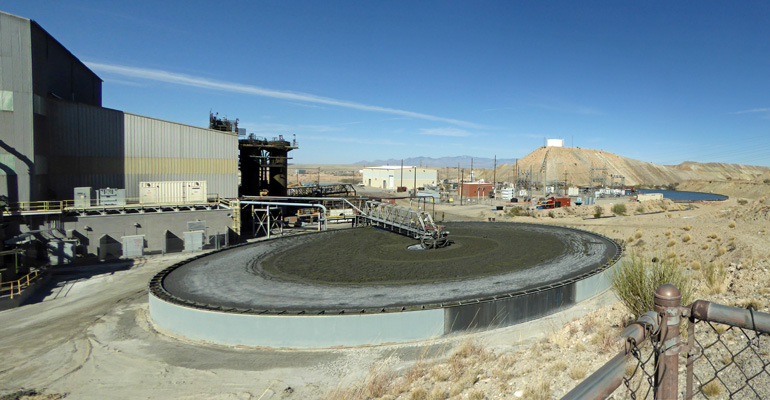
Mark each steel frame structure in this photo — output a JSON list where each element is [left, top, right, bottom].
[[360, 200, 450, 249]]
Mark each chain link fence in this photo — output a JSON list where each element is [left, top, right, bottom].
[[562, 285, 770, 400]]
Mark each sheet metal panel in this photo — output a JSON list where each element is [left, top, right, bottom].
[[0, 13, 34, 201], [444, 285, 577, 333], [124, 113, 237, 198], [44, 100, 124, 199]]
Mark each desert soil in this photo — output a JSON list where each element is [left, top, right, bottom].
[[1, 193, 768, 400]]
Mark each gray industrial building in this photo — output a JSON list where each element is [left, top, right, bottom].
[[0, 11, 237, 203], [0, 11, 239, 269]]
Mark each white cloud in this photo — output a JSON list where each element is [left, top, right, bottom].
[[417, 127, 474, 137], [731, 108, 770, 114], [87, 62, 484, 129]]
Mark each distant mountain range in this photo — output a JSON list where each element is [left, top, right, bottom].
[[354, 156, 519, 169]]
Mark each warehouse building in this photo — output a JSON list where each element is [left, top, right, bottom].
[[362, 166, 438, 191], [0, 11, 237, 203]]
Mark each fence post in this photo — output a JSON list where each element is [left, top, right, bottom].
[[654, 284, 682, 399]]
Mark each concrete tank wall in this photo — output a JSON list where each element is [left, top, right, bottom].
[[149, 257, 619, 348], [149, 294, 445, 348]]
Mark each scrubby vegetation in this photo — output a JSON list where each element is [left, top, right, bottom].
[[610, 251, 694, 318], [611, 203, 626, 216]]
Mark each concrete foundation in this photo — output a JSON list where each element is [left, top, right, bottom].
[[16, 209, 234, 259]]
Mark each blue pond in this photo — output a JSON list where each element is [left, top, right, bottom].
[[638, 189, 728, 202]]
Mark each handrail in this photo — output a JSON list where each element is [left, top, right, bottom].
[[691, 299, 770, 335], [561, 311, 659, 400], [0, 270, 41, 299], [2, 196, 233, 215]]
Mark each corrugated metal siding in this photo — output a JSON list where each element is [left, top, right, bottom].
[[44, 99, 124, 199], [0, 12, 34, 202], [43, 102, 237, 200], [124, 113, 237, 199]]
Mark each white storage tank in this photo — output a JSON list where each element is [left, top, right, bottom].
[[636, 193, 664, 202], [567, 187, 580, 196]]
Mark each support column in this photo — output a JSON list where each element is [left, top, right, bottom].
[[654, 284, 682, 399]]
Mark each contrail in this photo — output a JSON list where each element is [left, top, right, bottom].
[[87, 62, 484, 129]]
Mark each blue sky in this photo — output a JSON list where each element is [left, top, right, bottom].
[[6, 1, 770, 166]]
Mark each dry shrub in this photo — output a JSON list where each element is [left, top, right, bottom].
[[702, 262, 727, 294], [691, 260, 702, 271], [429, 365, 451, 382], [409, 388, 428, 400], [635, 231, 643, 239], [708, 233, 718, 239], [610, 251, 694, 318], [549, 360, 568, 373], [667, 239, 676, 247], [701, 243, 709, 250], [568, 365, 587, 380], [682, 234, 691, 243], [467, 389, 485, 400], [682, 225, 692, 231], [451, 341, 486, 360], [525, 379, 551, 400], [428, 388, 447, 400], [612, 203, 627, 216], [449, 370, 479, 396], [729, 221, 736, 228], [364, 365, 396, 398], [718, 246, 727, 256], [665, 231, 672, 237], [592, 328, 620, 353], [701, 380, 723, 397]]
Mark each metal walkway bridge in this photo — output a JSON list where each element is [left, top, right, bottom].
[[359, 200, 451, 249]]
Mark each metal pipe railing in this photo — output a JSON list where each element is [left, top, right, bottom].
[[691, 300, 770, 335], [0, 270, 40, 299], [563, 285, 770, 399], [561, 311, 660, 400]]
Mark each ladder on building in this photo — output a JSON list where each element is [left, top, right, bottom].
[[359, 201, 451, 249]]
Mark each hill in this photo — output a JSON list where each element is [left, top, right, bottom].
[[476, 147, 770, 187]]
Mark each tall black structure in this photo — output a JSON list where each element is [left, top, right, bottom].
[[209, 113, 297, 197]]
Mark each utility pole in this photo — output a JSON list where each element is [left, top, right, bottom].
[[492, 155, 497, 201], [529, 165, 533, 197], [515, 158, 519, 192], [457, 170, 465, 205], [413, 165, 417, 198], [400, 159, 404, 189], [564, 170, 569, 195]]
